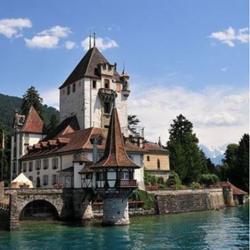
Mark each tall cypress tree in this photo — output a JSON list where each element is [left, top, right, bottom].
[[21, 86, 45, 120]]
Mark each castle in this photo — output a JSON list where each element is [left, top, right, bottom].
[[10, 39, 170, 192]]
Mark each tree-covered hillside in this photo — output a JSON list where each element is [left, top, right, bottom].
[[0, 93, 59, 134]]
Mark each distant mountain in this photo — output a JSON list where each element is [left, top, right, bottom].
[[199, 144, 228, 165], [0, 93, 59, 134]]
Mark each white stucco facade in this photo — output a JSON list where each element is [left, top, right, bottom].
[[60, 76, 129, 134], [11, 132, 44, 180]]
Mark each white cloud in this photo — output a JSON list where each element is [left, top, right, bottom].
[[65, 41, 77, 50], [221, 67, 227, 72], [40, 88, 59, 110], [0, 18, 32, 38], [25, 25, 71, 49], [81, 36, 118, 51], [129, 82, 248, 147], [25, 35, 59, 49], [210, 27, 249, 47], [38, 25, 71, 38]]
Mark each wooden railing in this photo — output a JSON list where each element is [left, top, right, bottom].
[[116, 179, 137, 188]]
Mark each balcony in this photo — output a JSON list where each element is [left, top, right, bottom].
[[116, 179, 137, 188], [98, 88, 117, 101]]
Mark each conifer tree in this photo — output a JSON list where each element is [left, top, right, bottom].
[[167, 114, 205, 184], [21, 86, 45, 120], [235, 134, 249, 191]]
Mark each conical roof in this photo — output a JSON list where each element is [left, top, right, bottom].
[[91, 108, 139, 169], [59, 47, 109, 89], [21, 106, 44, 134]]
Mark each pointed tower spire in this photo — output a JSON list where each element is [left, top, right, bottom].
[[93, 32, 96, 47], [91, 108, 138, 168]]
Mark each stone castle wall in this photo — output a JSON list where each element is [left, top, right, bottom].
[[155, 188, 225, 214]]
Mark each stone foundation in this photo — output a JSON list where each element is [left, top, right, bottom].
[[155, 188, 225, 214], [102, 198, 130, 226]]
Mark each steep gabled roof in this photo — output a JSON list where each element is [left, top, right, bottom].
[[43, 115, 80, 141], [91, 108, 139, 169], [59, 47, 109, 89], [21, 106, 44, 134]]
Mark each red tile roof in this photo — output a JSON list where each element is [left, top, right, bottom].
[[21, 117, 144, 160], [21, 106, 44, 134], [215, 182, 248, 195], [144, 142, 169, 153], [73, 154, 91, 163], [91, 108, 139, 169]]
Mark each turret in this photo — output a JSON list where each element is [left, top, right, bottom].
[[121, 69, 130, 97], [90, 108, 139, 226]]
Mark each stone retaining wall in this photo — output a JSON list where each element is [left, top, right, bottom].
[[155, 188, 225, 214]]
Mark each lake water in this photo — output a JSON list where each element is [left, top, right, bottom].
[[0, 204, 248, 250]]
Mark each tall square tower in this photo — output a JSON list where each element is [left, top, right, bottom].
[[59, 46, 130, 134]]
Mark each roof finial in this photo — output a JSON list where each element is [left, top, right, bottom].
[[158, 136, 162, 148], [93, 32, 96, 47], [123, 61, 125, 73]]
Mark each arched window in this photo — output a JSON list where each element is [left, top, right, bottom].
[[157, 159, 161, 170]]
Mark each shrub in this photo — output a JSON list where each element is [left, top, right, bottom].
[[199, 174, 219, 187], [167, 171, 182, 187], [190, 182, 202, 189]]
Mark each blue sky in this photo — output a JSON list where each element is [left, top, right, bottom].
[[0, 0, 249, 148]]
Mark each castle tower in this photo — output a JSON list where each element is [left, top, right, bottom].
[[10, 106, 45, 180], [59, 45, 130, 134], [90, 108, 139, 226]]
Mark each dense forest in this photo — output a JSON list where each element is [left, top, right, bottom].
[[0, 93, 59, 134], [0, 90, 59, 183]]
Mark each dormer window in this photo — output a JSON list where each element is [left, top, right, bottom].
[[104, 79, 109, 89]]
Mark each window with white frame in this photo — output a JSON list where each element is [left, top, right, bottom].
[[43, 175, 49, 186], [29, 162, 33, 172], [23, 162, 27, 172], [35, 160, 41, 170], [52, 158, 58, 169], [52, 174, 58, 185], [43, 159, 49, 169]]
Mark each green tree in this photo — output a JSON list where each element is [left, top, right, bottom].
[[128, 115, 140, 134], [167, 114, 204, 184], [235, 134, 249, 191], [48, 114, 59, 132], [21, 86, 45, 120]]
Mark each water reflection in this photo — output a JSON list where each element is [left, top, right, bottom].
[[0, 204, 248, 250]]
